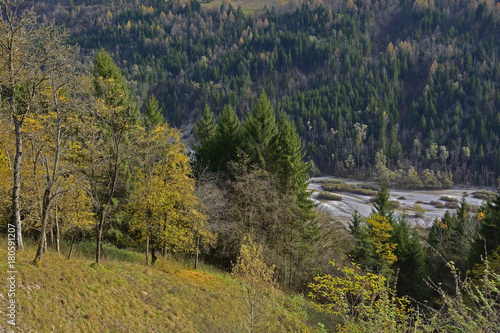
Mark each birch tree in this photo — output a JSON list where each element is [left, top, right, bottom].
[[0, 0, 61, 250]]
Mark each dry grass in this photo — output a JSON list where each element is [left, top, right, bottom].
[[0, 239, 329, 332]]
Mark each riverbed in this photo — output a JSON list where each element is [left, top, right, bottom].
[[309, 177, 495, 229]]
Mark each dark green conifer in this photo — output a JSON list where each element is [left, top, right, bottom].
[[243, 91, 278, 169], [215, 105, 241, 171], [144, 95, 163, 132], [194, 105, 218, 171]]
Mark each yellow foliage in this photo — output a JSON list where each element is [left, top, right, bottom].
[[309, 261, 422, 331], [367, 214, 397, 265], [130, 124, 213, 254]]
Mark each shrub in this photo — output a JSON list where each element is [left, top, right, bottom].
[[357, 183, 379, 191], [435, 202, 445, 208], [473, 190, 496, 201], [413, 204, 425, 218], [323, 182, 376, 196], [317, 192, 342, 201], [440, 196, 458, 203], [309, 261, 429, 332], [445, 202, 458, 209], [429, 201, 445, 208]]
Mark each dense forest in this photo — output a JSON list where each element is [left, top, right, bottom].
[[42, 0, 500, 186], [1, 0, 500, 332]]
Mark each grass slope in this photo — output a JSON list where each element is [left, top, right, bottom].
[[0, 240, 330, 332]]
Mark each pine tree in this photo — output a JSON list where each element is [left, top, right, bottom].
[[215, 105, 241, 170], [391, 216, 427, 300], [372, 183, 394, 225], [470, 190, 500, 265], [87, 49, 139, 263], [144, 95, 163, 132], [272, 110, 319, 289], [194, 105, 218, 171], [349, 211, 377, 271], [243, 91, 278, 169]]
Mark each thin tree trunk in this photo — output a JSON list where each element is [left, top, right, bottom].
[[67, 237, 75, 260], [34, 190, 51, 263], [96, 211, 105, 264], [55, 202, 60, 252], [145, 233, 150, 266], [12, 123, 24, 250], [50, 219, 54, 246], [195, 235, 200, 269], [10, 23, 24, 250]]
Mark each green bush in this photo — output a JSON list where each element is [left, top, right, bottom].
[[435, 202, 445, 208], [473, 190, 496, 201], [429, 201, 445, 208], [445, 202, 458, 209], [317, 191, 343, 201], [440, 196, 458, 203], [413, 204, 425, 218], [322, 182, 376, 196], [357, 183, 379, 191]]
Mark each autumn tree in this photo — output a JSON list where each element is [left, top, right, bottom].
[[84, 49, 139, 264], [0, 0, 62, 250], [232, 233, 277, 333], [129, 124, 212, 264], [31, 36, 90, 263]]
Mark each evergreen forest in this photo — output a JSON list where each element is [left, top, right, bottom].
[[44, 0, 500, 186], [0, 0, 500, 332]]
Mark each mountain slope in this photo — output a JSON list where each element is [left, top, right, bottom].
[[0, 241, 329, 332]]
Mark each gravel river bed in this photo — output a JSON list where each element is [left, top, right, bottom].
[[308, 177, 495, 229]]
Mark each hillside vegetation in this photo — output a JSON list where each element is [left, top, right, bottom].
[[0, 240, 330, 332], [1, 1, 500, 332], [44, 0, 500, 186]]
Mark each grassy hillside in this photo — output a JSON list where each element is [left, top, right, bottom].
[[0, 240, 331, 332]]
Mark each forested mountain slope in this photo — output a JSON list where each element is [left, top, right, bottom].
[[44, 0, 500, 185]]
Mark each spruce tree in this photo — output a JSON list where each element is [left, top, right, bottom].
[[194, 105, 218, 171], [470, 190, 500, 266], [391, 216, 427, 300], [372, 183, 394, 224], [215, 105, 241, 171], [348, 211, 377, 271], [272, 110, 319, 289], [243, 91, 278, 169], [144, 95, 164, 132]]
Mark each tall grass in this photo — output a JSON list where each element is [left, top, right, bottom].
[[0, 239, 330, 332]]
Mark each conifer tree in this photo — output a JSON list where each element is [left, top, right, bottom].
[[194, 105, 218, 171], [470, 190, 500, 265], [272, 110, 318, 289], [144, 95, 163, 132], [215, 105, 241, 171], [372, 183, 394, 225], [391, 216, 427, 300], [243, 91, 277, 169], [86, 49, 138, 263]]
